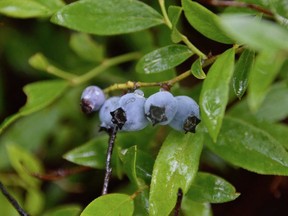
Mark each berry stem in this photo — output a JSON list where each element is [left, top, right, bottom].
[[174, 188, 183, 216], [102, 126, 118, 195], [0, 181, 29, 216]]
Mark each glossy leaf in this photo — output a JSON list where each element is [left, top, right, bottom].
[[229, 82, 288, 123], [0, 0, 50, 18], [205, 117, 288, 175], [43, 205, 82, 216], [220, 14, 288, 52], [63, 137, 108, 169], [168, 6, 183, 43], [121, 145, 154, 187], [182, 0, 233, 44], [200, 48, 235, 142], [37, 0, 65, 12], [191, 58, 206, 79], [247, 51, 285, 112], [0, 80, 69, 134], [51, 0, 164, 35], [69, 33, 104, 62], [80, 193, 134, 216], [136, 44, 193, 74], [187, 172, 240, 203], [182, 199, 212, 216], [149, 131, 204, 216], [233, 49, 254, 99], [6, 144, 43, 188]]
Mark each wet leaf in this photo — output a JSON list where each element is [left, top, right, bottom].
[[136, 44, 193, 74], [220, 14, 288, 52], [63, 137, 107, 169], [205, 117, 288, 175], [149, 131, 203, 216], [191, 58, 206, 79], [51, 0, 163, 35], [80, 193, 134, 216], [247, 51, 285, 112], [182, 0, 233, 44], [233, 49, 255, 99], [0, 80, 69, 134], [121, 145, 154, 187], [182, 199, 212, 216], [0, 0, 50, 18], [187, 172, 240, 203], [200, 48, 235, 142]]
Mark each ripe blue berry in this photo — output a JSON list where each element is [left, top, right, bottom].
[[144, 91, 177, 125], [99, 96, 120, 130], [81, 86, 105, 114], [169, 96, 201, 133], [111, 90, 148, 131]]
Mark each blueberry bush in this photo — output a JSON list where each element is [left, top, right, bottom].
[[1, 0, 288, 215]]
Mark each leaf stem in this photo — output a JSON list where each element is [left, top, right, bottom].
[[71, 52, 141, 85], [102, 126, 118, 195], [104, 46, 244, 93], [174, 188, 183, 216], [0, 181, 29, 216], [158, 0, 207, 59]]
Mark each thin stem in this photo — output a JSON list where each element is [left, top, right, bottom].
[[159, 0, 172, 28], [46, 65, 77, 80], [174, 188, 183, 216], [102, 126, 118, 195], [0, 181, 29, 216], [158, 0, 207, 59], [71, 52, 141, 85]]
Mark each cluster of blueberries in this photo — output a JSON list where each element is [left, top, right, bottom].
[[80, 86, 201, 133]]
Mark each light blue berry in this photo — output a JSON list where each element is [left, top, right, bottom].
[[81, 86, 105, 114], [99, 96, 120, 129], [111, 90, 148, 131], [169, 96, 201, 133], [144, 91, 177, 125]]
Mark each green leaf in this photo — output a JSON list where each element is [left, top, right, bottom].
[[199, 48, 235, 142], [51, 0, 164, 35], [69, 33, 104, 62], [37, 0, 65, 13], [80, 193, 134, 216], [168, 6, 183, 43], [0, 0, 50, 18], [220, 14, 288, 52], [63, 137, 108, 169], [25, 188, 44, 215], [182, 199, 212, 216], [233, 49, 255, 99], [187, 172, 240, 203], [149, 131, 203, 216], [205, 117, 288, 175], [43, 205, 82, 216], [6, 144, 43, 188], [247, 51, 285, 112], [121, 145, 154, 187], [182, 0, 233, 44], [0, 80, 69, 134], [136, 44, 193, 74], [191, 58, 206, 79]]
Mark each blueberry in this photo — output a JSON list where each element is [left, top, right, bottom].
[[111, 90, 148, 131], [169, 96, 201, 133], [99, 96, 120, 130], [144, 91, 177, 125], [81, 86, 105, 114]]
